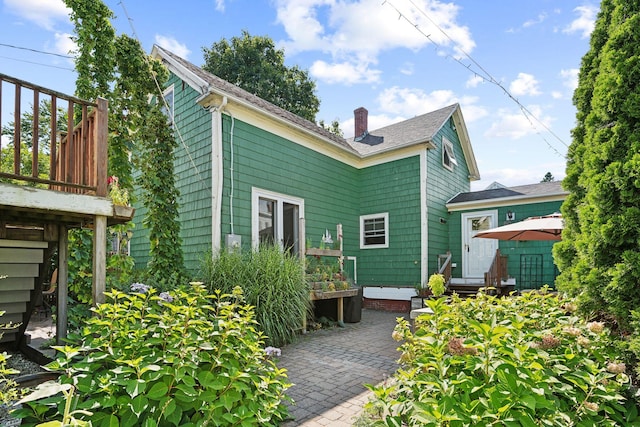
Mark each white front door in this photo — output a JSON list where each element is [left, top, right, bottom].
[[462, 211, 498, 278]]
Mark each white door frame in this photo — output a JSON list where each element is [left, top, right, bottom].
[[251, 187, 305, 253], [461, 210, 498, 278]]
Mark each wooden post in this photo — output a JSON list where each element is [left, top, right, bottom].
[[94, 98, 108, 197], [93, 215, 107, 305], [56, 225, 68, 345]]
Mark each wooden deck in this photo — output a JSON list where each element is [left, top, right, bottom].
[[0, 73, 129, 349]]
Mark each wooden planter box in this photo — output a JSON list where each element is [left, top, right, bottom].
[[113, 205, 135, 221], [305, 248, 342, 257], [310, 288, 358, 301]]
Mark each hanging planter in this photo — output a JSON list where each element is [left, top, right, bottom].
[[113, 205, 135, 220]]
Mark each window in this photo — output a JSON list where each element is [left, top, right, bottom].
[[161, 85, 174, 125], [442, 137, 458, 171], [360, 212, 389, 249]]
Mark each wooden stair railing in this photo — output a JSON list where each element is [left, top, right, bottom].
[[484, 249, 510, 295], [437, 251, 452, 286]]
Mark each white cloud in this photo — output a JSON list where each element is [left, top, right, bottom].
[[466, 75, 483, 88], [155, 35, 191, 59], [523, 13, 547, 28], [310, 60, 381, 85], [551, 91, 563, 99], [4, 0, 70, 30], [484, 105, 552, 139], [53, 32, 76, 57], [376, 86, 487, 123], [214, 0, 225, 12], [563, 5, 597, 39], [560, 68, 579, 91], [275, 0, 475, 84], [509, 72, 541, 97], [400, 62, 414, 76]]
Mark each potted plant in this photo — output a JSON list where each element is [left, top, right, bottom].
[[412, 282, 431, 309]]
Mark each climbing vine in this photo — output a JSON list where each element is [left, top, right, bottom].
[[63, 0, 186, 301]]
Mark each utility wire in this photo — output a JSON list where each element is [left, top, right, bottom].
[[0, 42, 75, 59], [383, 0, 568, 155], [118, 0, 206, 185], [0, 55, 75, 71]]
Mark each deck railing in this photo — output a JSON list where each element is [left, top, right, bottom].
[[437, 251, 452, 284], [484, 249, 508, 289], [0, 73, 108, 197]]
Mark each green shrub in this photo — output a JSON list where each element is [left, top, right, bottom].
[[1, 310, 24, 407], [364, 289, 640, 426], [200, 246, 312, 347], [15, 284, 290, 426]]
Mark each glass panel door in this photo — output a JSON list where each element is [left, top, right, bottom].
[[283, 202, 299, 255], [259, 198, 276, 245], [254, 191, 303, 256]]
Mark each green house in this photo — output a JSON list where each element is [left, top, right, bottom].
[[446, 181, 568, 292], [131, 45, 560, 310]]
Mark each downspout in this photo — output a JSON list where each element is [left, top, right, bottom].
[[228, 112, 235, 235], [420, 150, 428, 286], [209, 96, 227, 254]]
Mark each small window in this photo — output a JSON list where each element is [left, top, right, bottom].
[[442, 137, 458, 171], [161, 85, 174, 125], [360, 213, 389, 249]]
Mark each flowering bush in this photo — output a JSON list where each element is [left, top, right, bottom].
[[107, 175, 129, 206], [363, 288, 640, 426], [15, 284, 291, 426]]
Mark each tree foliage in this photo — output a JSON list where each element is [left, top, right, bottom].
[[202, 30, 320, 122], [553, 0, 640, 330], [541, 172, 555, 182], [0, 99, 64, 185], [64, 0, 186, 291]]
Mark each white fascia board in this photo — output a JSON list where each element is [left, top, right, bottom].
[[1, 183, 114, 216], [151, 46, 209, 96], [446, 192, 568, 212], [199, 92, 433, 169], [452, 109, 480, 181], [197, 91, 358, 160]]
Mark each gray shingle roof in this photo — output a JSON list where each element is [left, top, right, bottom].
[[448, 181, 567, 204], [153, 45, 358, 154], [346, 104, 459, 155]]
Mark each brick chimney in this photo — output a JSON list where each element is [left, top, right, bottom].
[[354, 107, 368, 138]]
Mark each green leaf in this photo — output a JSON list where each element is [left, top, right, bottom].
[[129, 395, 149, 417], [520, 395, 536, 411], [147, 382, 169, 400]]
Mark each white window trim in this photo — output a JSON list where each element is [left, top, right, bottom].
[[360, 212, 389, 249], [251, 187, 305, 250], [442, 136, 458, 171], [162, 84, 175, 125]]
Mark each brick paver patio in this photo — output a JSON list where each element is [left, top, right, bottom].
[[279, 309, 403, 426]]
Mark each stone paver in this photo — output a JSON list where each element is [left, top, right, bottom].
[[279, 309, 403, 426]]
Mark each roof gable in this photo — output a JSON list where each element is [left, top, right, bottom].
[[151, 44, 479, 178], [346, 104, 480, 179], [152, 45, 356, 154]]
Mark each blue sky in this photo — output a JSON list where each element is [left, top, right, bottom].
[[1, 0, 598, 190]]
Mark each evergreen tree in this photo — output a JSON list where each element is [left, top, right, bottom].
[[202, 30, 320, 122], [541, 172, 554, 182], [553, 0, 640, 329]]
